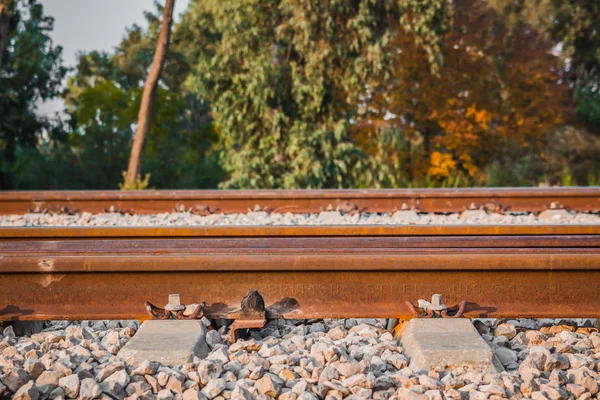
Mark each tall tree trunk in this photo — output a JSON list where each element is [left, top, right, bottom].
[[125, 0, 175, 185], [0, 0, 14, 72]]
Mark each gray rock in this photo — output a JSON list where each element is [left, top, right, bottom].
[[255, 373, 283, 397], [132, 359, 159, 375], [231, 385, 253, 400], [59, 374, 80, 398], [158, 388, 175, 400], [291, 380, 309, 395], [517, 319, 540, 330], [494, 347, 517, 366], [183, 388, 209, 400], [4, 325, 16, 338], [198, 360, 223, 385], [2, 367, 30, 392], [549, 370, 568, 386], [104, 369, 130, 388], [48, 386, 65, 399], [494, 323, 517, 339], [326, 326, 347, 341], [206, 330, 223, 350], [540, 384, 568, 400], [519, 351, 547, 372], [96, 362, 125, 382], [126, 381, 153, 397], [297, 391, 319, 400], [13, 380, 39, 400], [318, 211, 342, 223], [280, 392, 298, 400], [166, 375, 184, 394], [99, 378, 126, 398], [544, 353, 569, 371], [318, 366, 339, 384], [565, 384, 586, 398], [418, 375, 442, 390], [79, 378, 102, 400], [23, 359, 44, 381], [202, 378, 226, 399], [334, 362, 364, 377], [207, 346, 229, 364]]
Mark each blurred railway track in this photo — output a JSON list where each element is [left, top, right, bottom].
[[0, 187, 599, 214]]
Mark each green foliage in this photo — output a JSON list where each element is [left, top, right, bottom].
[[58, 4, 223, 189], [119, 172, 152, 190], [489, 0, 600, 134], [0, 0, 67, 188], [575, 82, 600, 135], [2, 0, 600, 190], [191, 0, 451, 188]]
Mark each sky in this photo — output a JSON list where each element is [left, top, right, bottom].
[[38, 0, 189, 115]]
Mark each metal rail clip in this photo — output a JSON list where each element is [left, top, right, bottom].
[[230, 290, 267, 342], [406, 294, 467, 318], [145, 294, 204, 320]]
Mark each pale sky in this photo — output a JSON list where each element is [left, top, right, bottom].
[[38, 0, 189, 115]]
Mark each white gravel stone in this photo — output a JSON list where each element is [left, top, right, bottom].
[[202, 378, 226, 399], [3, 210, 599, 226], [494, 323, 517, 339], [1, 318, 600, 399]]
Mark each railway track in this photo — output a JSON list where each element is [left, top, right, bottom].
[[0, 187, 599, 214], [0, 187, 599, 324], [3, 189, 600, 400], [1, 224, 599, 322]]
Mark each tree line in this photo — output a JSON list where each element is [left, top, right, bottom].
[[1, 0, 599, 190]]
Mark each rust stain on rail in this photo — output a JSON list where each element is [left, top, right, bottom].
[[0, 271, 599, 321]]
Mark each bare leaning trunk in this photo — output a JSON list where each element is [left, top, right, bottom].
[[125, 0, 175, 185]]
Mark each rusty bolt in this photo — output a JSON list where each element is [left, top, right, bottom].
[[165, 294, 185, 311]]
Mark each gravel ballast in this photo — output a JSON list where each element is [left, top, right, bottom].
[[1, 210, 599, 227], [1, 318, 599, 399]]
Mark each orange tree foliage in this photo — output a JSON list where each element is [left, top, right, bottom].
[[354, 0, 569, 185]]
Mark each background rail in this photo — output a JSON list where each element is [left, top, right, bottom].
[[0, 187, 599, 214]]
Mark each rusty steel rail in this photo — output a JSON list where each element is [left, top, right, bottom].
[[0, 225, 599, 321], [0, 187, 599, 214]]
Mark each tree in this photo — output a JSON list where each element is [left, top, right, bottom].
[[191, 0, 451, 189], [0, 0, 67, 189], [0, 0, 14, 70], [353, 0, 568, 186], [124, 0, 175, 188], [489, 0, 600, 135], [60, 2, 222, 190]]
